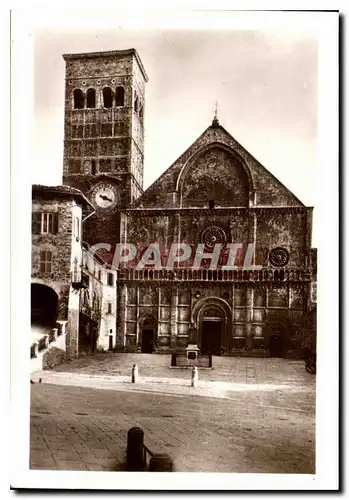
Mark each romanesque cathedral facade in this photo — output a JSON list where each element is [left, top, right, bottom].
[[62, 49, 317, 358]]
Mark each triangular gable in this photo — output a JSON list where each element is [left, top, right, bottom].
[[132, 122, 305, 209]]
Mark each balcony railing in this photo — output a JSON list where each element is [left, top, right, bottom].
[[118, 267, 312, 283], [71, 266, 90, 289]]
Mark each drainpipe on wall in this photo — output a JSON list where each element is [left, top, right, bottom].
[[82, 209, 96, 224]]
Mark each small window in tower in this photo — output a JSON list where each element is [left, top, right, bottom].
[[115, 86, 125, 106], [107, 272, 114, 287], [86, 88, 96, 108], [103, 87, 113, 108], [91, 160, 96, 175], [209, 200, 215, 209], [73, 89, 84, 109], [107, 303, 112, 314]]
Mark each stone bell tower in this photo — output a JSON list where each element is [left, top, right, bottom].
[[62, 49, 148, 253]]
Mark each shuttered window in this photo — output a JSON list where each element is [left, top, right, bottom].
[[32, 213, 58, 234], [40, 213, 58, 234], [39, 250, 52, 273]]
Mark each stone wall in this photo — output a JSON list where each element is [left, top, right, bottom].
[[32, 195, 85, 359], [121, 206, 311, 270], [116, 280, 309, 357]]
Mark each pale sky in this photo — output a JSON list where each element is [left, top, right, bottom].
[[32, 14, 318, 243]]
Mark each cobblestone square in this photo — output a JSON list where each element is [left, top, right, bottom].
[[30, 355, 315, 473]]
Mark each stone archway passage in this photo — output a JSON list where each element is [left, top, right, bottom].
[[31, 283, 58, 327]]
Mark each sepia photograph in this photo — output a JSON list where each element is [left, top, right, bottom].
[[10, 7, 339, 491]]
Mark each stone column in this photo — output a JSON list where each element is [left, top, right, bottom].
[[156, 287, 161, 351], [136, 285, 140, 351], [170, 287, 178, 349], [66, 287, 80, 359], [117, 283, 128, 350], [245, 286, 254, 350]]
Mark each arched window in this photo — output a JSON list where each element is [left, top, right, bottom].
[[103, 87, 113, 108], [73, 89, 84, 109], [115, 86, 125, 106], [134, 95, 139, 113], [86, 88, 96, 108]]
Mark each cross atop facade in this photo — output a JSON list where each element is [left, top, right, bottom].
[[212, 100, 220, 127]]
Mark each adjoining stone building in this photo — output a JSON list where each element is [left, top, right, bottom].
[[31, 185, 117, 360], [60, 49, 317, 358]]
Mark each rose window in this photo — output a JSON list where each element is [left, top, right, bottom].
[[269, 247, 290, 267], [201, 226, 226, 248]]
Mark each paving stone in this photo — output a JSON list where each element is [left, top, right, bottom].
[[92, 448, 116, 459], [53, 449, 81, 460], [76, 452, 100, 463], [55, 460, 87, 470], [31, 358, 315, 474]]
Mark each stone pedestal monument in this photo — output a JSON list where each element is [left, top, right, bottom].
[[186, 323, 200, 361]]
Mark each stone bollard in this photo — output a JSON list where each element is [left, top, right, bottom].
[[131, 364, 138, 383], [208, 354, 212, 368], [52, 328, 58, 341], [126, 427, 145, 471], [149, 453, 174, 472], [191, 366, 198, 387]]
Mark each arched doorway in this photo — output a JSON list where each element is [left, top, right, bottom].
[[139, 316, 157, 354], [200, 306, 225, 355], [31, 283, 58, 327], [267, 322, 287, 357], [269, 334, 283, 357], [192, 298, 232, 355]]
